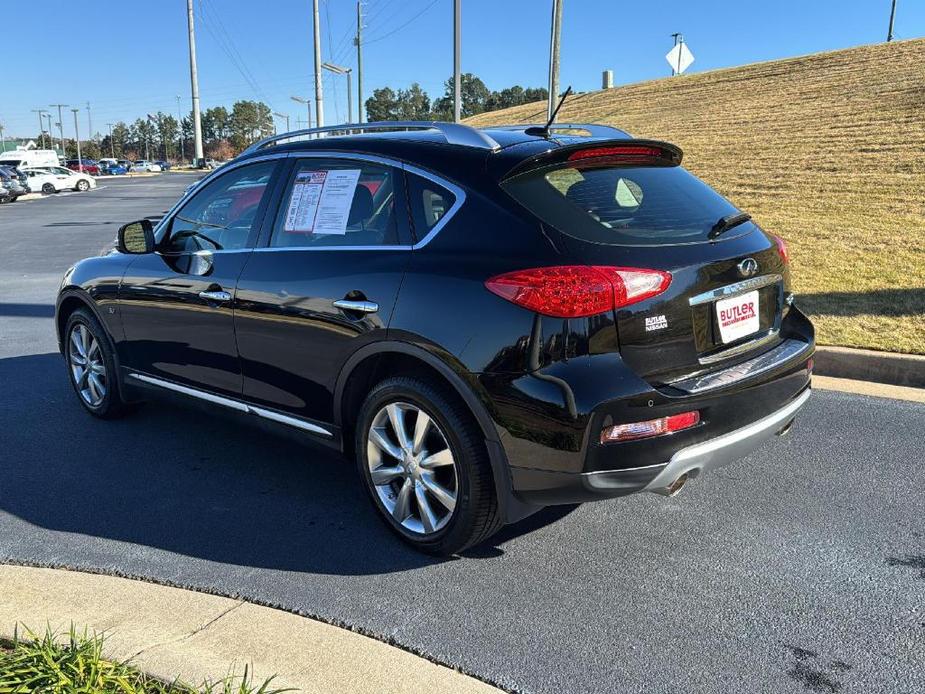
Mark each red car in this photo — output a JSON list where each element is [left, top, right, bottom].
[[66, 159, 101, 176]]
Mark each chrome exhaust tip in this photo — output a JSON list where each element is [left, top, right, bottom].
[[776, 419, 794, 437], [651, 472, 689, 497]]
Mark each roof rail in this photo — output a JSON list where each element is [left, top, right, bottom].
[[489, 123, 630, 138], [242, 120, 501, 156]]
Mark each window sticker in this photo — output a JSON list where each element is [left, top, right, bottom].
[[284, 170, 327, 232], [313, 169, 362, 235]]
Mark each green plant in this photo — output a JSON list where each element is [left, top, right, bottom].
[[0, 624, 292, 694]]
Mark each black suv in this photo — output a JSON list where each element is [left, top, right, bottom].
[[56, 121, 814, 554]]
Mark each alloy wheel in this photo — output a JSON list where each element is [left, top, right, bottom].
[[366, 401, 458, 535], [68, 324, 107, 407]]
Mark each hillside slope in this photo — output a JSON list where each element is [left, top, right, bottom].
[[468, 39, 925, 353]]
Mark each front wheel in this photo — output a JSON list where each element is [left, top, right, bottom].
[[355, 376, 502, 555], [64, 308, 131, 419], [75, 179, 90, 192]]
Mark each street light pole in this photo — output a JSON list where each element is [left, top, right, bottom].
[[71, 108, 82, 172], [291, 96, 313, 134], [106, 123, 115, 158], [322, 63, 353, 125], [50, 104, 68, 155], [32, 109, 48, 148], [273, 112, 291, 132], [43, 113, 53, 148]]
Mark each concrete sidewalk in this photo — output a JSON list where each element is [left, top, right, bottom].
[[0, 565, 501, 693]]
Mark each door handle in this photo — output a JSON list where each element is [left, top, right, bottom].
[[199, 290, 232, 302], [333, 299, 379, 314]]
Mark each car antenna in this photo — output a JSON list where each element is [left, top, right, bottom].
[[525, 86, 573, 138]]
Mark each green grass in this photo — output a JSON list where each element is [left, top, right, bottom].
[[0, 625, 292, 694]]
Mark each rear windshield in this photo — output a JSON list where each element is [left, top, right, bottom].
[[502, 162, 748, 246]]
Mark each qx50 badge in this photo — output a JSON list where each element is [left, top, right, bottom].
[[737, 257, 759, 278]]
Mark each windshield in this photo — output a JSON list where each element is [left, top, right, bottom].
[[502, 162, 750, 246]]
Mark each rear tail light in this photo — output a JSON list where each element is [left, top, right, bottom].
[[485, 266, 671, 319], [600, 411, 700, 444], [773, 235, 789, 264]]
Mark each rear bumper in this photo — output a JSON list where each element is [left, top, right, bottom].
[[511, 386, 810, 504]]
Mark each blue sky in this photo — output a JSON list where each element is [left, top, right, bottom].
[[2, 0, 922, 137]]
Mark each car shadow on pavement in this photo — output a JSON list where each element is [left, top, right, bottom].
[[0, 352, 571, 575]]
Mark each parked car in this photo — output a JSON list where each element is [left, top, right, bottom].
[[66, 159, 101, 176], [116, 159, 132, 170], [0, 148, 59, 170], [54, 121, 814, 555], [0, 166, 30, 201], [99, 162, 127, 176], [153, 160, 172, 171], [131, 160, 162, 173], [23, 166, 95, 193]]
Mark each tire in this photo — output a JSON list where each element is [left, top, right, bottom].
[[64, 308, 131, 419], [355, 375, 502, 555], [42, 183, 56, 195], [76, 179, 90, 192]]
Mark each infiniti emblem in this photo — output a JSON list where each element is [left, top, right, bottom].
[[737, 258, 759, 278]]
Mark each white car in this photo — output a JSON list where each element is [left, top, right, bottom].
[[131, 160, 162, 173], [23, 166, 96, 194]]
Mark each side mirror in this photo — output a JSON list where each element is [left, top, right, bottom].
[[118, 219, 155, 254]]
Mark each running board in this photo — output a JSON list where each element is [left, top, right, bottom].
[[126, 373, 333, 438]]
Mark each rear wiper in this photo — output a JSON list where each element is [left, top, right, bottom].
[[708, 212, 752, 240]]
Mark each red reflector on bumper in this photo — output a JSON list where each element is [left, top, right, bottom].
[[600, 410, 700, 444]]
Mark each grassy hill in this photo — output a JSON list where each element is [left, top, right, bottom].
[[467, 39, 925, 354]]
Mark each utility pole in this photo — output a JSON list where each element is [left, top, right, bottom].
[[453, 0, 461, 122], [50, 104, 68, 155], [106, 123, 115, 158], [312, 0, 325, 129], [291, 96, 313, 133], [86, 102, 93, 143], [274, 112, 290, 132], [71, 108, 82, 172], [187, 0, 204, 165], [0, 123, 5, 154], [547, 0, 563, 121], [887, 0, 897, 41], [355, 1, 364, 122], [32, 109, 48, 148], [176, 95, 185, 164]]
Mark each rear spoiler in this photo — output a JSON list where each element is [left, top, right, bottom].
[[503, 139, 683, 179]]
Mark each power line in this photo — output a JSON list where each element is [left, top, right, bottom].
[[364, 0, 441, 45]]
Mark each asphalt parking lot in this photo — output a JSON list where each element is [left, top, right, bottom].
[[0, 175, 922, 694]]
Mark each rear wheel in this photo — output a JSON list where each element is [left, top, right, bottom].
[[64, 308, 130, 419], [355, 376, 502, 555], [75, 179, 90, 192], [42, 183, 56, 195]]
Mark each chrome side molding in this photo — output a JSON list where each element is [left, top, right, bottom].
[[127, 373, 332, 438]]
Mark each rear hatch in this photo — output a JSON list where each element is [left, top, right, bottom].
[[501, 140, 791, 384]]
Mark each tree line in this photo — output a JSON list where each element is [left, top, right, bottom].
[[365, 74, 548, 121], [28, 75, 546, 162]]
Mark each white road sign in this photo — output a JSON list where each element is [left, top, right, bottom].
[[665, 42, 695, 74]]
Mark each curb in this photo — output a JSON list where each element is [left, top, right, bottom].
[[814, 346, 925, 389], [0, 565, 502, 694]]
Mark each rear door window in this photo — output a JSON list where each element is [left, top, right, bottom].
[[268, 159, 405, 248], [502, 162, 747, 246]]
